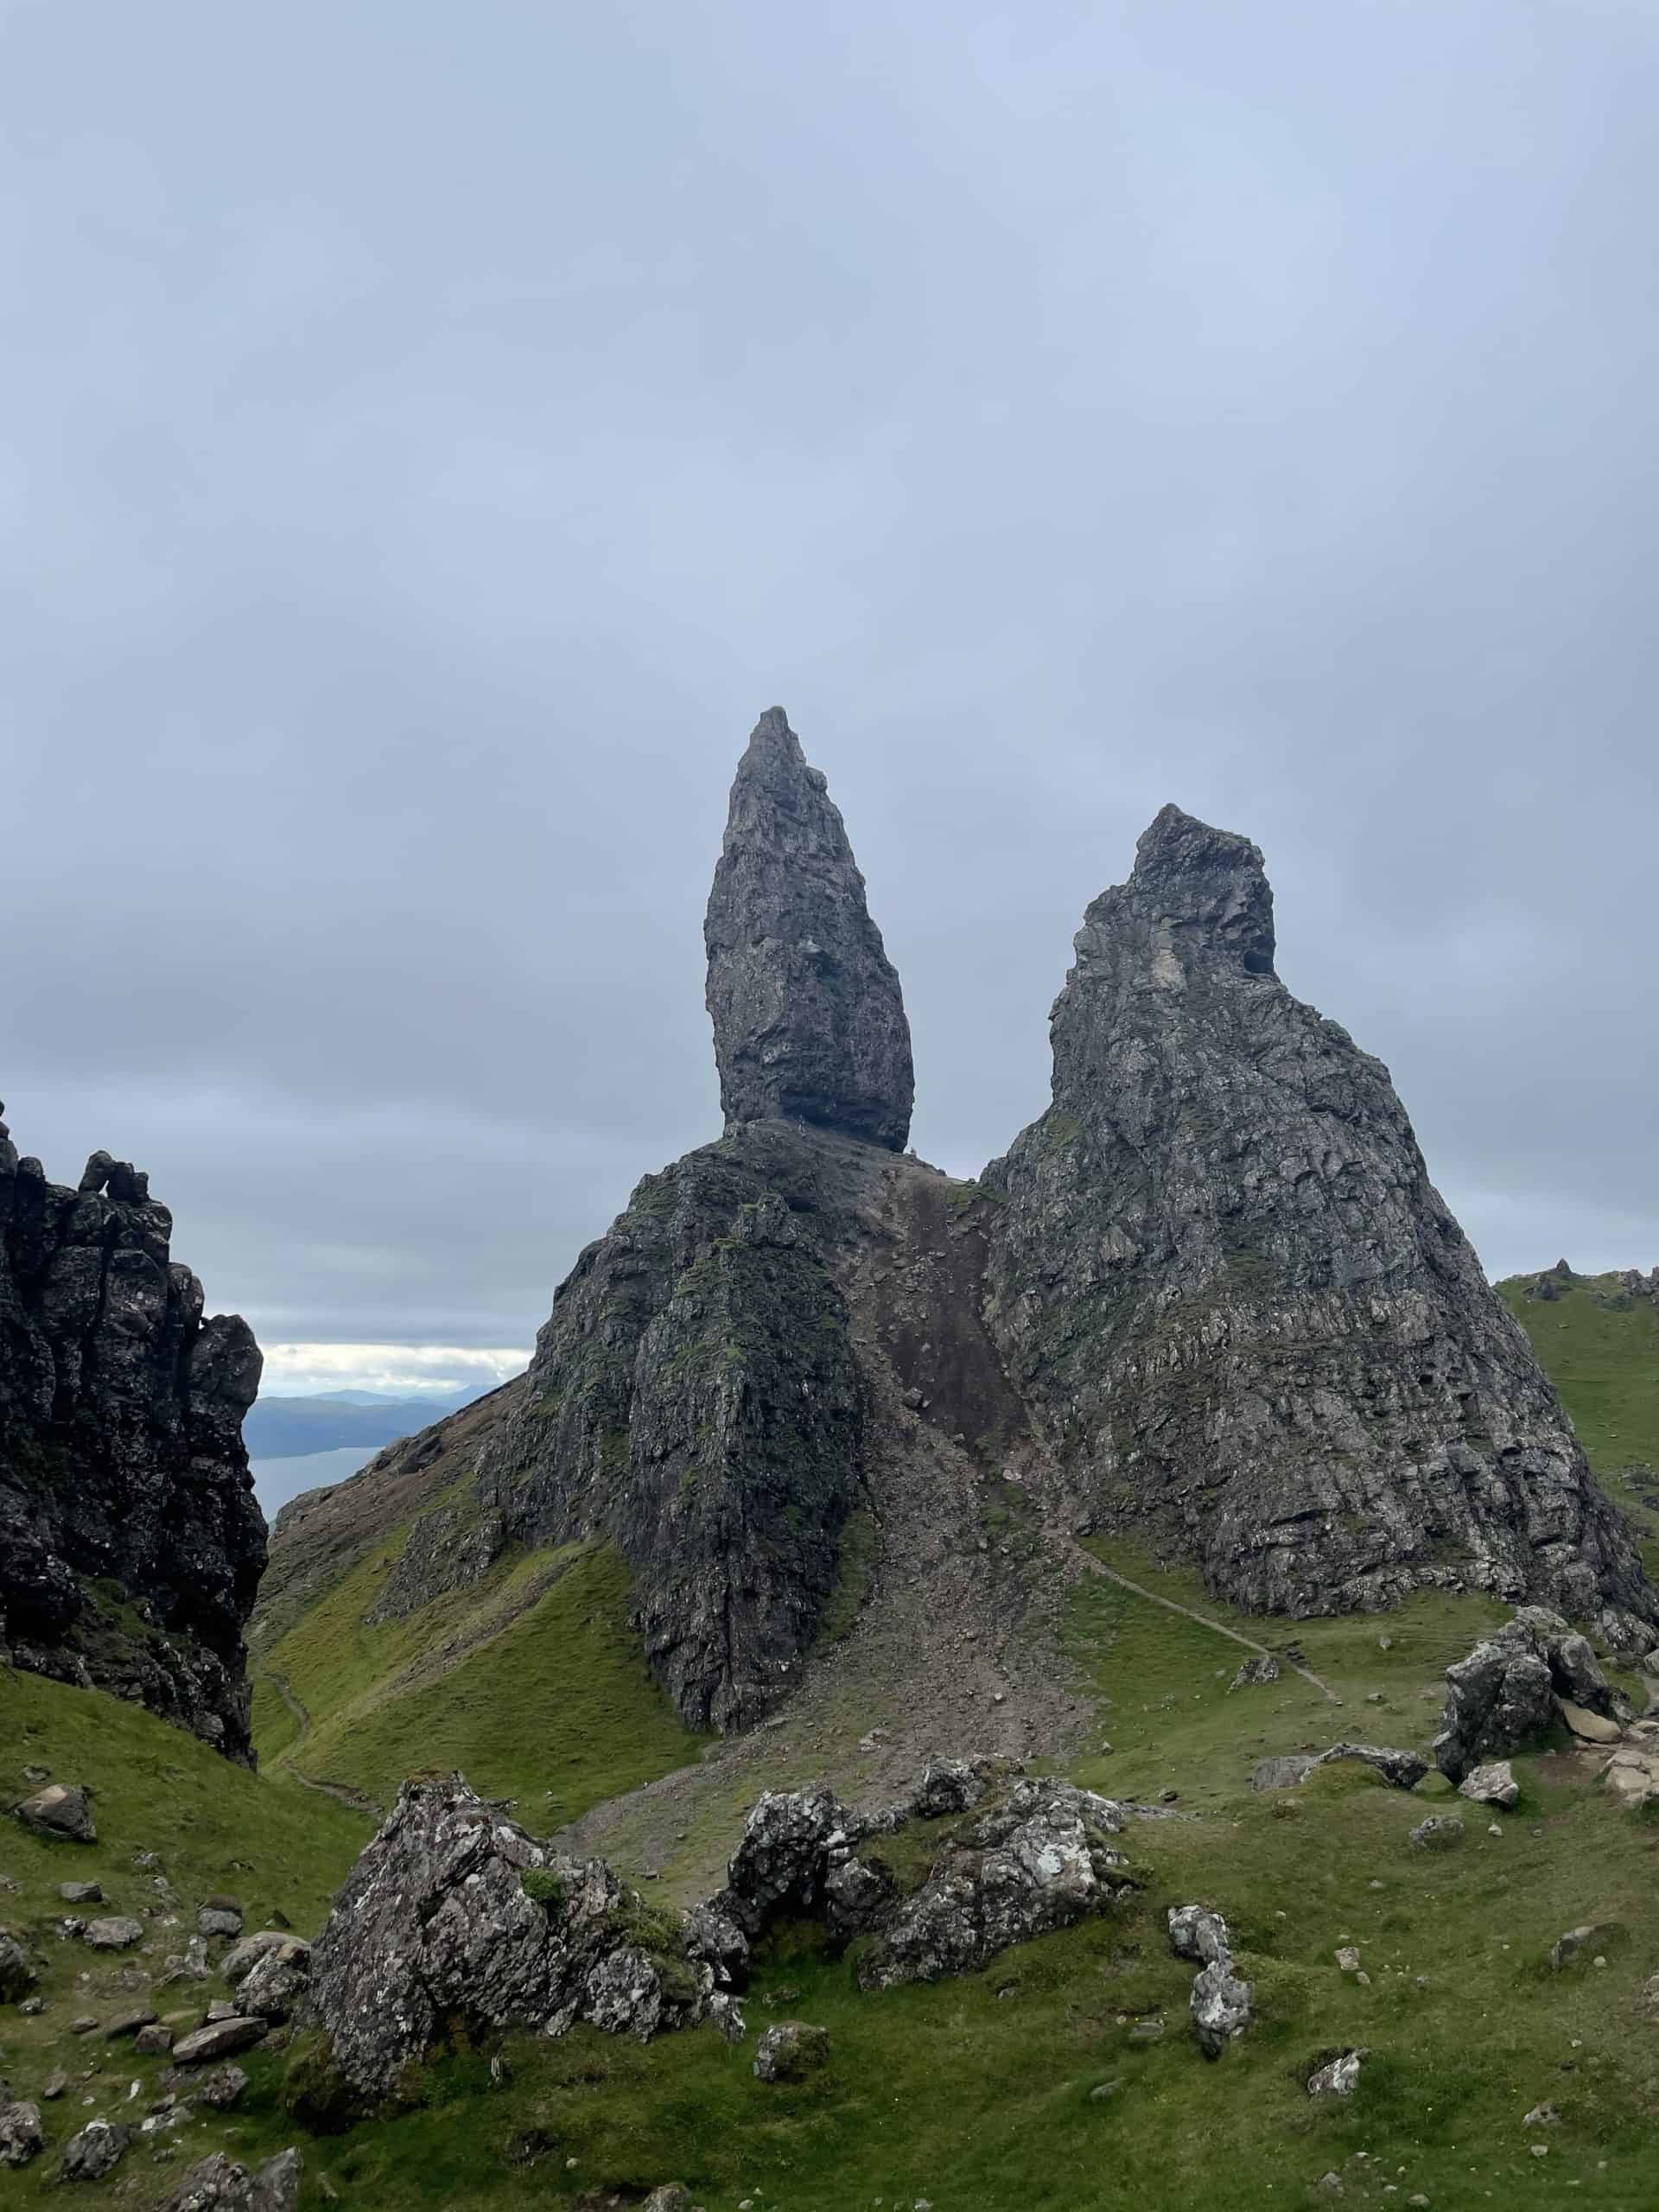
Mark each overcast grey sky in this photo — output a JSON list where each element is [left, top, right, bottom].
[[5, 0, 1656, 1394]]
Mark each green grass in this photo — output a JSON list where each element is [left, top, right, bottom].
[[1499, 1271, 1659, 1474], [254, 1539, 704, 1824], [1501, 1269, 1659, 1577]]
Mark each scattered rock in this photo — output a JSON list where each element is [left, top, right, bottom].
[[1307, 2050, 1365, 2098], [14, 1783, 96, 1844], [60, 2118, 130, 2181], [198, 1906, 244, 1941], [642, 2190, 692, 2212], [82, 1916, 145, 1950], [136, 2024, 174, 2056], [157, 2146, 304, 2212], [1558, 1699, 1622, 1745], [1251, 1754, 1319, 1793], [41, 2074, 67, 2101], [753, 2020, 830, 2083], [1318, 1744, 1428, 1790], [1599, 1747, 1659, 1812], [1167, 1905, 1230, 1965], [171, 2018, 268, 2065], [1191, 1957, 1252, 2058], [105, 2006, 159, 2037], [236, 1940, 310, 2023], [1549, 1924, 1609, 1970], [220, 1930, 294, 1985], [1408, 1815, 1465, 1853], [194, 2065, 248, 2111], [58, 1882, 103, 1905], [1457, 1761, 1519, 1808], [1335, 1947, 1362, 1974], [1523, 2102, 1560, 2128], [1230, 1655, 1280, 1690]]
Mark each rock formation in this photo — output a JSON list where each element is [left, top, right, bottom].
[[0, 1104, 264, 1759], [982, 805, 1657, 1649], [705, 707, 913, 1151]]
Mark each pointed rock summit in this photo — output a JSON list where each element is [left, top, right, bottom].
[[983, 804, 1656, 1648], [705, 708, 914, 1152]]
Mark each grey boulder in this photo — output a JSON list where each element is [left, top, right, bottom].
[[1435, 1609, 1624, 1783], [171, 2018, 269, 2064], [1191, 1958, 1253, 2059], [0, 2099, 44, 2167], [82, 1916, 145, 1950], [15, 1783, 95, 1843], [60, 2119, 130, 2181], [1458, 1760, 1520, 1808]]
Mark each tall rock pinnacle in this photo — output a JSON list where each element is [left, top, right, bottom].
[[982, 804, 1658, 1649], [705, 708, 914, 1152]]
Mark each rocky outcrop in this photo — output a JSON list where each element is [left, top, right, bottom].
[[469, 1123, 871, 1730], [0, 1107, 264, 1760], [300, 1777, 731, 2106], [1433, 1605, 1624, 1782], [704, 708, 913, 1152], [982, 806, 1657, 1649]]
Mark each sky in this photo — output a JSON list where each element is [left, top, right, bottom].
[[4, 0, 1657, 1398]]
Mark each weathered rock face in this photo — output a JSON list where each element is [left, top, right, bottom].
[[982, 806, 1657, 1649], [469, 1122, 872, 1730], [705, 709, 913, 1152], [301, 1777, 727, 2106], [0, 1108, 265, 1760]]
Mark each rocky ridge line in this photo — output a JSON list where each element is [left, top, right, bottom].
[[0, 1105, 264, 1760]]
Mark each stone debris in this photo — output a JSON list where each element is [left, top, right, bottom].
[[1457, 1760, 1520, 1808], [0, 2097, 45, 2167], [752, 2020, 830, 2083], [1308, 2050, 1365, 2097], [1167, 1901, 1250, 2057], [1408, 1815, 1465, 1853]]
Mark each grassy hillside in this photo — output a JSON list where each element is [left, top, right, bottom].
[[1499, 1268, 1659, 1576], [13, 1562, 1659, 2210], [255, 1536, 704, 1820]]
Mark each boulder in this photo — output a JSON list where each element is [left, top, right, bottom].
[[59, 2118, 130, 2181], [198, 1905, 244, 1940], [1599, 1747, 1659, 1812], [753, 2020, 830, 2083], [236, 1940, 310, 2023], [159, 2146, 304, 2212], [1408, 1815, 1465, 1853], [1558, 1699, 1622, 1745], [1308, 2050, 1364, 2097], [1167, 1905, 1230, 1966], [1317, 1744, 1428, 1790], [194, 2064, 249, 2110], [855, 1781, 1132, 1991], [1435, 1611, 1623, 1783], [0, 2099, 44, 2167], [136, 2024, 174, 2056], [1549, 1924, 1609, 1970], [910, 1757, 987, 1819], [58, 1881, 102, 1905], [105, 2006, 159, 2037], [1191, 1958, 1252, 2059], [714, 1785, 861, 1939], [172, 2018, 269, 2064], [82, 1916, 145, 1950], [302, 1775, 718, 2104], [15, 1783, 95, 1843], [642, 2189, 693, 2212], [1230, 1655, 1280, 1690], [1457, 1760, 1520, 1808], [221, 1929, 295, 1986]]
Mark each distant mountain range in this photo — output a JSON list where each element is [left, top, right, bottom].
[[243, 1390, 474, 1461]]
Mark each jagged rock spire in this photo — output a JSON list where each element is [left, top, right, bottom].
[[705, 708, 914, 1152], [983, 801, 1658, 1649]]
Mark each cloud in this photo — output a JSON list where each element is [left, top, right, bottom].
[[257, 1344, 530, 1398], [3, 0, 1656, 1349]]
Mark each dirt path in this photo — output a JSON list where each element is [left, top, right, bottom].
[[1063, 1540, 1342, 1705], [261, 1669, 382, 1818]]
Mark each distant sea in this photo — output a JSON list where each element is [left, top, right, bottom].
[[252, 1444, 380, 1516]]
